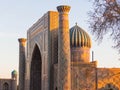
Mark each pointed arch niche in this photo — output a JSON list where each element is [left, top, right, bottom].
[[3, 82, 9, 90], [30, 44, 42, 90]]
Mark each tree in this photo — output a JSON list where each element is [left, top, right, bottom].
[[89, 0, 120, 52]]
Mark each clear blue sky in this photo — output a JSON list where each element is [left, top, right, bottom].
[[0, 0, 119, 78]]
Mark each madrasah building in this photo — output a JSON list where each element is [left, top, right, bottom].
[[0, 70, 17, 90], [17, 5, 120, 90]]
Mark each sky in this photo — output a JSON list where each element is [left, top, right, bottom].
[[0, 0, 119, 78]]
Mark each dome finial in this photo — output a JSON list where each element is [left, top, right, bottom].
[[75, 22, 77, 26]]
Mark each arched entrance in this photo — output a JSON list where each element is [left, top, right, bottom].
[[30, 45, 42, 90]]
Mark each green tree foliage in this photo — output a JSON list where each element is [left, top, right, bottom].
[[89, 0, 120, 52]]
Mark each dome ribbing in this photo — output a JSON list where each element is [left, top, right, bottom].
[[70, 24, 91, 48]]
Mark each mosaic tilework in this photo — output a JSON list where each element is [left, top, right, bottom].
[[18, 38, 26, 90], [71, 62, 97, 90], [97, 68, 120, 90], [26, 12, 49, 90], [57, 5, 71, 90]]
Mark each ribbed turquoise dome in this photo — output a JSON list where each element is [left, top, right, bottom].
[[70, 24, 91, 48], [11, 70, 17, 75]]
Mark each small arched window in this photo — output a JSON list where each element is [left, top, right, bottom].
[[109, 89, 113, 90], [55, 87, 57, 90], [3, 82, 9, 90]]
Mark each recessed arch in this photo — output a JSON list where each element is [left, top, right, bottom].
[[30, 44, 42, 90], [3, 82, 9, 90]]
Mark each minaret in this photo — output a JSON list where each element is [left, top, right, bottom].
[[18, 38, 26, 90], [57, 5, 71, 90]]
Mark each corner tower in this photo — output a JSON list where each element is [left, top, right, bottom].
[[18, 38, 26, 90], [57, 5, 71, 90]]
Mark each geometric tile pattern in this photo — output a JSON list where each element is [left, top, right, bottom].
[[71, 62, 97, 90], [57, 5, 71, 90], [18, 38, 26, 90], [97, 68, 120, 90], [26, 12, 50, 90]]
